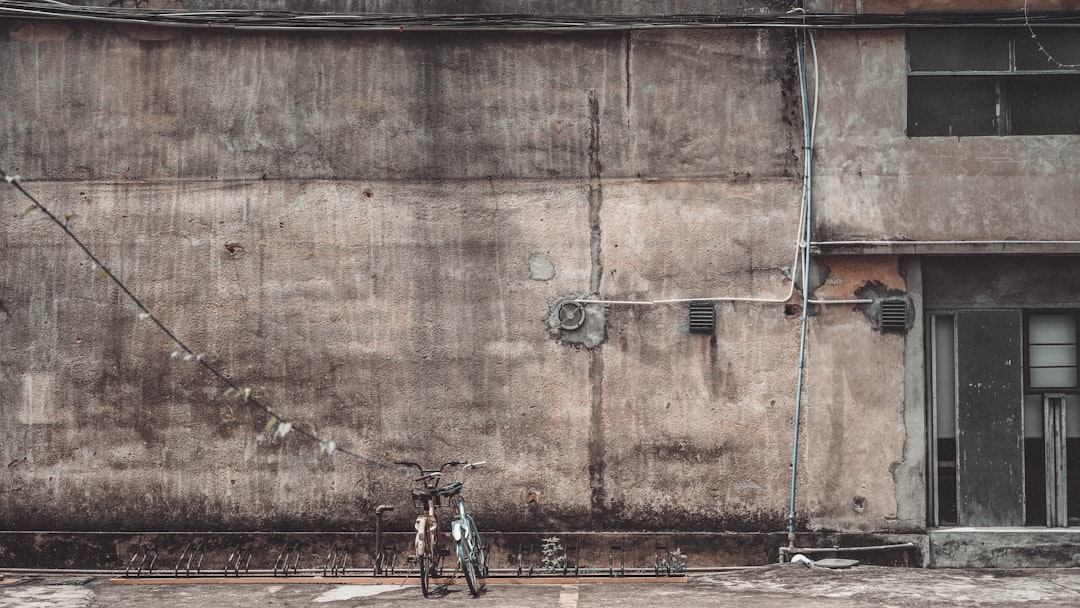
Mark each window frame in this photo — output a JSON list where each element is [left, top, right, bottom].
[[907, 27, 1080, 137], [1024, 310, 1080, 395]]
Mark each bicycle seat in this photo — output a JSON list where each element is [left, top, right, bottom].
[[438, 481, 464, 497], [412, 488, 439, 504]]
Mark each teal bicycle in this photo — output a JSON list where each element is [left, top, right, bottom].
[[396, 460, 488, 597]]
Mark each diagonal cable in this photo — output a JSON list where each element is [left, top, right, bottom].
[[2, 171, 399, 471]]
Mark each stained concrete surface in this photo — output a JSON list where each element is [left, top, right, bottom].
[[4, 566, 1080, 607]]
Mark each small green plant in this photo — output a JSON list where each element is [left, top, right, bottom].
[[669, 548, 687, 573], [539, 536, 564, 573]]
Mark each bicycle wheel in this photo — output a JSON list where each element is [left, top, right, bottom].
[[419, 554, 431, 597], [459, 541, 481, 597]]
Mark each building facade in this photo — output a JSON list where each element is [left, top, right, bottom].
[[1, 0, 1079, 568]]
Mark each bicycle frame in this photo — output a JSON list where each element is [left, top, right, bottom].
[[415, 496, 439, 560], [395, 459, 486, 597], [451, 494, 484, 570], [447, 463, 487, 593]]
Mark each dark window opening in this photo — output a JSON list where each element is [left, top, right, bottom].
[[1025, 437, 1047, 526], [1070, 438, 1080, 526], [937, 437, 958, 526], [908, 28, 1080, 136]]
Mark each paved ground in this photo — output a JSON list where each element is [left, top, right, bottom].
[[3, 565, 1080, 607]]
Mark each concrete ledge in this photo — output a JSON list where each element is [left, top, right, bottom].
[[0, 531, 787, 572], [813, 241, 1080, 256], [930, 528, 1080, 568], [0, 531, 934, 571], [107, 575, 688, 585]]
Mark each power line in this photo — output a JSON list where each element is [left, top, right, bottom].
[[1, 1, 1080, 31], [2, 170, 400, 472]]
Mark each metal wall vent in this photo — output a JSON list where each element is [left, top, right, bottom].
[[878, 297, 912, 333], [556, 301, 586, 330], [688, 302, 716, 334]]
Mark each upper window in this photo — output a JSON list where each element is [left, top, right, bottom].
[[1027, 313, 1079, 391], [907, 28, 1080, 137]]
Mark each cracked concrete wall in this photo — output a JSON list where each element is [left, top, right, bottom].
[[0, 13, 919, 539]]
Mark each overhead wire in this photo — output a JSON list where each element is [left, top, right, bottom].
[[1, 1, 1080, 31], [1025, 0, 1080, 68]]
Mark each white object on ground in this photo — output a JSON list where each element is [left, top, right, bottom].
[[313, 585, 409, 602]]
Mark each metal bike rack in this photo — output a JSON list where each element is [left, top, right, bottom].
[[322, 544, 351, 577], [375, 546, 397, 576], [125, 543, 157, 578], [435, 547, 452, 576], [224, 544, 252, 576], [274, 542, 301, 577], [373, 504, 395, 576], [174, 540, 206, 577], [654, 545, 672, 577], [609, 544, 626, 577], [563, 544, 581, 577], [516, 543, 535, 577]]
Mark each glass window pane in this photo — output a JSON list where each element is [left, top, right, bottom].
[[1067, 394, 1080, 439], [908, 76, 999, 137], [1009, 75, 1080, 135], [934, 315, 956, 438], [1031, 367, 1078, 389], [909, 29, 1011, 72], [1030, 344, 1078, 368], [1030, 315, 1077, 344], [1016, 29, 1080, 72], [1025, 394, 1045, 438]]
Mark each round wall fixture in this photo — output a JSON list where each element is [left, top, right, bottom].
[[556, 301, 585, 330]]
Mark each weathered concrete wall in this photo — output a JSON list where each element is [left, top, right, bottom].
[[2, 24, 798, 182], [0, 13, 916, 547], [801, 256, 917, 532], [809, 26, 1080, 241]]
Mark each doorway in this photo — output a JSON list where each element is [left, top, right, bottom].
[[929, 310, 1080, 527]]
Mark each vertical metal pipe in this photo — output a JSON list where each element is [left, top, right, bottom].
[[788, 14, 814, 550], [375, 505, 393, 574]]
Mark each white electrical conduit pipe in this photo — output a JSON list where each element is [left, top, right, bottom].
[[788, 20, 815, 548]]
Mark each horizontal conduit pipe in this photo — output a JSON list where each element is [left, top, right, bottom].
[[779, 542, 917, 555], [576, 297, 873, 306]]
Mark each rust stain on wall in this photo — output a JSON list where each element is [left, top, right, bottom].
[[815, 255, 906, 300]]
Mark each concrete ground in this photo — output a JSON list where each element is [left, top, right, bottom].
[[3, 565, 1080, 607]]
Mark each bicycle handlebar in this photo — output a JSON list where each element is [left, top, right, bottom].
[[394, 460, 486, 483]]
